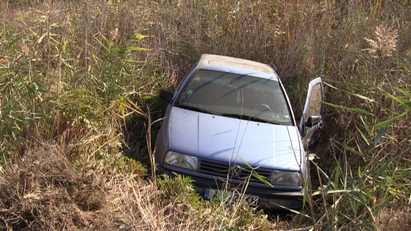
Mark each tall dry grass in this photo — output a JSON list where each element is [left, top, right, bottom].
[[0, 0, 410, 230]]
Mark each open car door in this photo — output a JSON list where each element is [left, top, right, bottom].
[[299, 77, 324, 147]]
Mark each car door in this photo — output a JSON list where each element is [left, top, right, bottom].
[[299, 77, 324, 147]]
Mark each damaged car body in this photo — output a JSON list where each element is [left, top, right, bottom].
[[155, 54, 324, 210]]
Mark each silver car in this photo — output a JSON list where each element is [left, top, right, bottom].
[[155, 54, 323, 209]]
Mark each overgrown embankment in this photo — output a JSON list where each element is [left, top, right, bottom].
[[0, 1, 410, 230]]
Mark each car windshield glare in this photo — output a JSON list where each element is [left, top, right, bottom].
[[176, 70, 292, 125]]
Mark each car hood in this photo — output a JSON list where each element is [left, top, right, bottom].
[[168, 107, 303, 171]]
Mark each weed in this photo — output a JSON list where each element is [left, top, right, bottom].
[[158, 174, 202, 208], [0, 0, 410, 230]]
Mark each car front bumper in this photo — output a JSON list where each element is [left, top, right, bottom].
[[157, 164, 304, 210]]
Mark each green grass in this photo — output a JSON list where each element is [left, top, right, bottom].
[[0, 0, 410, 230]]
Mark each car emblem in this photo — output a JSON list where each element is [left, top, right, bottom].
[[229, 165, 242, 178]]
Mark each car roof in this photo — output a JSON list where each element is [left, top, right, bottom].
[[198, 54, 279, 80]]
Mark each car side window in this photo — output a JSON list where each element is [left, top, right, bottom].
[[304, 83, 322, 124]]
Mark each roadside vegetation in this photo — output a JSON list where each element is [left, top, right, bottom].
[[0, 0, 410, 230]]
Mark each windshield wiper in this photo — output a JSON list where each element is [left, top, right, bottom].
[[176, 104, 215, 115], [220, 113, 245, 119], [221, 113, 280, 125]]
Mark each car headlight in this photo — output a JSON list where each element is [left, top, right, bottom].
[[164, 151, 198, 171], [271, 170, 302, 186]]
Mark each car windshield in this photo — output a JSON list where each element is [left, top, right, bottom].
[[176, 69, 293, 125]]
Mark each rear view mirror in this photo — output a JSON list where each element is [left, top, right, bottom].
[[305, 116, 322, 127], [160, 89, 173, 104]]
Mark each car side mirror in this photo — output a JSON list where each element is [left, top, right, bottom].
[[305, 115, 321, 127], [160, 89, 173, 104]]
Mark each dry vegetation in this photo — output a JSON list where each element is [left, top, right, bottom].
[[0, 0, 410, 230]]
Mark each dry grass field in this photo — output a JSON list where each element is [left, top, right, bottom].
[[0, 0, 410, 230]]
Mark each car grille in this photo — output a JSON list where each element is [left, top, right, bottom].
[[198, 159, 272, 184]]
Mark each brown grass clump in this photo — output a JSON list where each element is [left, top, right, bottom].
[[364, 24, 398, 58], [0, 144, 162, 230], [0, 146, 107, 230], [376, 206, 411, 231]]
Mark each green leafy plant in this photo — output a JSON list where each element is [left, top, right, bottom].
[[157, 174, 203, 209]]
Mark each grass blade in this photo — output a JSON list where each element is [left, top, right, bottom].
[[324, 101, 373, 116], [374, 111, 408, 130]]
